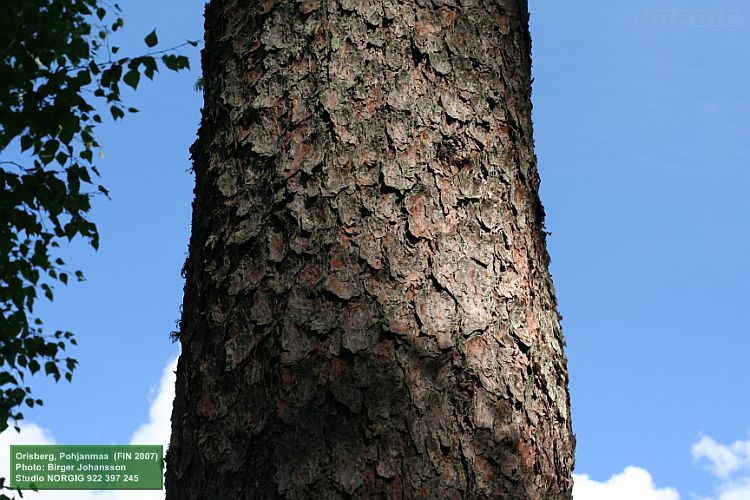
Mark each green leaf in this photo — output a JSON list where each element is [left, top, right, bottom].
[[143, 57, 158, 79], [77, 69, 92, 86], [123, 70, 140, 90], [144, 29, 158, 48], [45, 362, 60, 381], [162, 54, 190, 71], [0, 373, 18, 386], [110, 106, 125, 120], [56, 152, 69, 166]]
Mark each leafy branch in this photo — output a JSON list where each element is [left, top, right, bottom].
[[0, 0, 196, 449]]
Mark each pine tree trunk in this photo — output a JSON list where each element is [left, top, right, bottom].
[[166, 0, 574, 498]]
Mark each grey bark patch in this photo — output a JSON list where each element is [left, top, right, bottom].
[[382, 159, 417, 191], [414, 289, 457, 349], [429, 51, 452, 75], [440, 91, 471, 121], [216, 171, 237, 197]]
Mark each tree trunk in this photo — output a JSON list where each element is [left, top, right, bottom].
[[166, 0, 574, 498]]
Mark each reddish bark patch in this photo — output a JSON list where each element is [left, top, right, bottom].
[[405, 192, 434, 239], [518, 438, 536, 473], [291, 98, 310, 124], [330, 254, 345, 271], [373, 337, 395, 360], [325, 274, 358, 299], [439, 7, 458, 27], [291, 142, 312, 173], [298, 1, 319, 14], [268, 230, 287, 262], [250, 291, 274, 325], [197, 393, 215, 417], [386, 305, 414, 336], [414, 20, 439, 36], [323, 89, 338, 112], [299, 264, 323, 287], [275, 399, 288, 417], [243, 67, 263, 85]]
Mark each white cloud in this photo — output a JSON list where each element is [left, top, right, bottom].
[[573, 466, 680, 500], [0, 356, 177, 500], [693, 435, 750, 479], [128, 357, 177, 448], [714, 478, 750, 500], [0, 422, 58, 479], [693, 434, 750, 500]]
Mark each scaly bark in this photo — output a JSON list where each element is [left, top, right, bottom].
[[166, 0, 574, 498]]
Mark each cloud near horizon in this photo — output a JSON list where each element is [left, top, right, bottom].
[[693, 434, 750, 500], [573, 466, 680, 500]]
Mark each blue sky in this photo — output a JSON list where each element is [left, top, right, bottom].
[[532, 1, 750, 498], [2, 1, 749, 499]]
